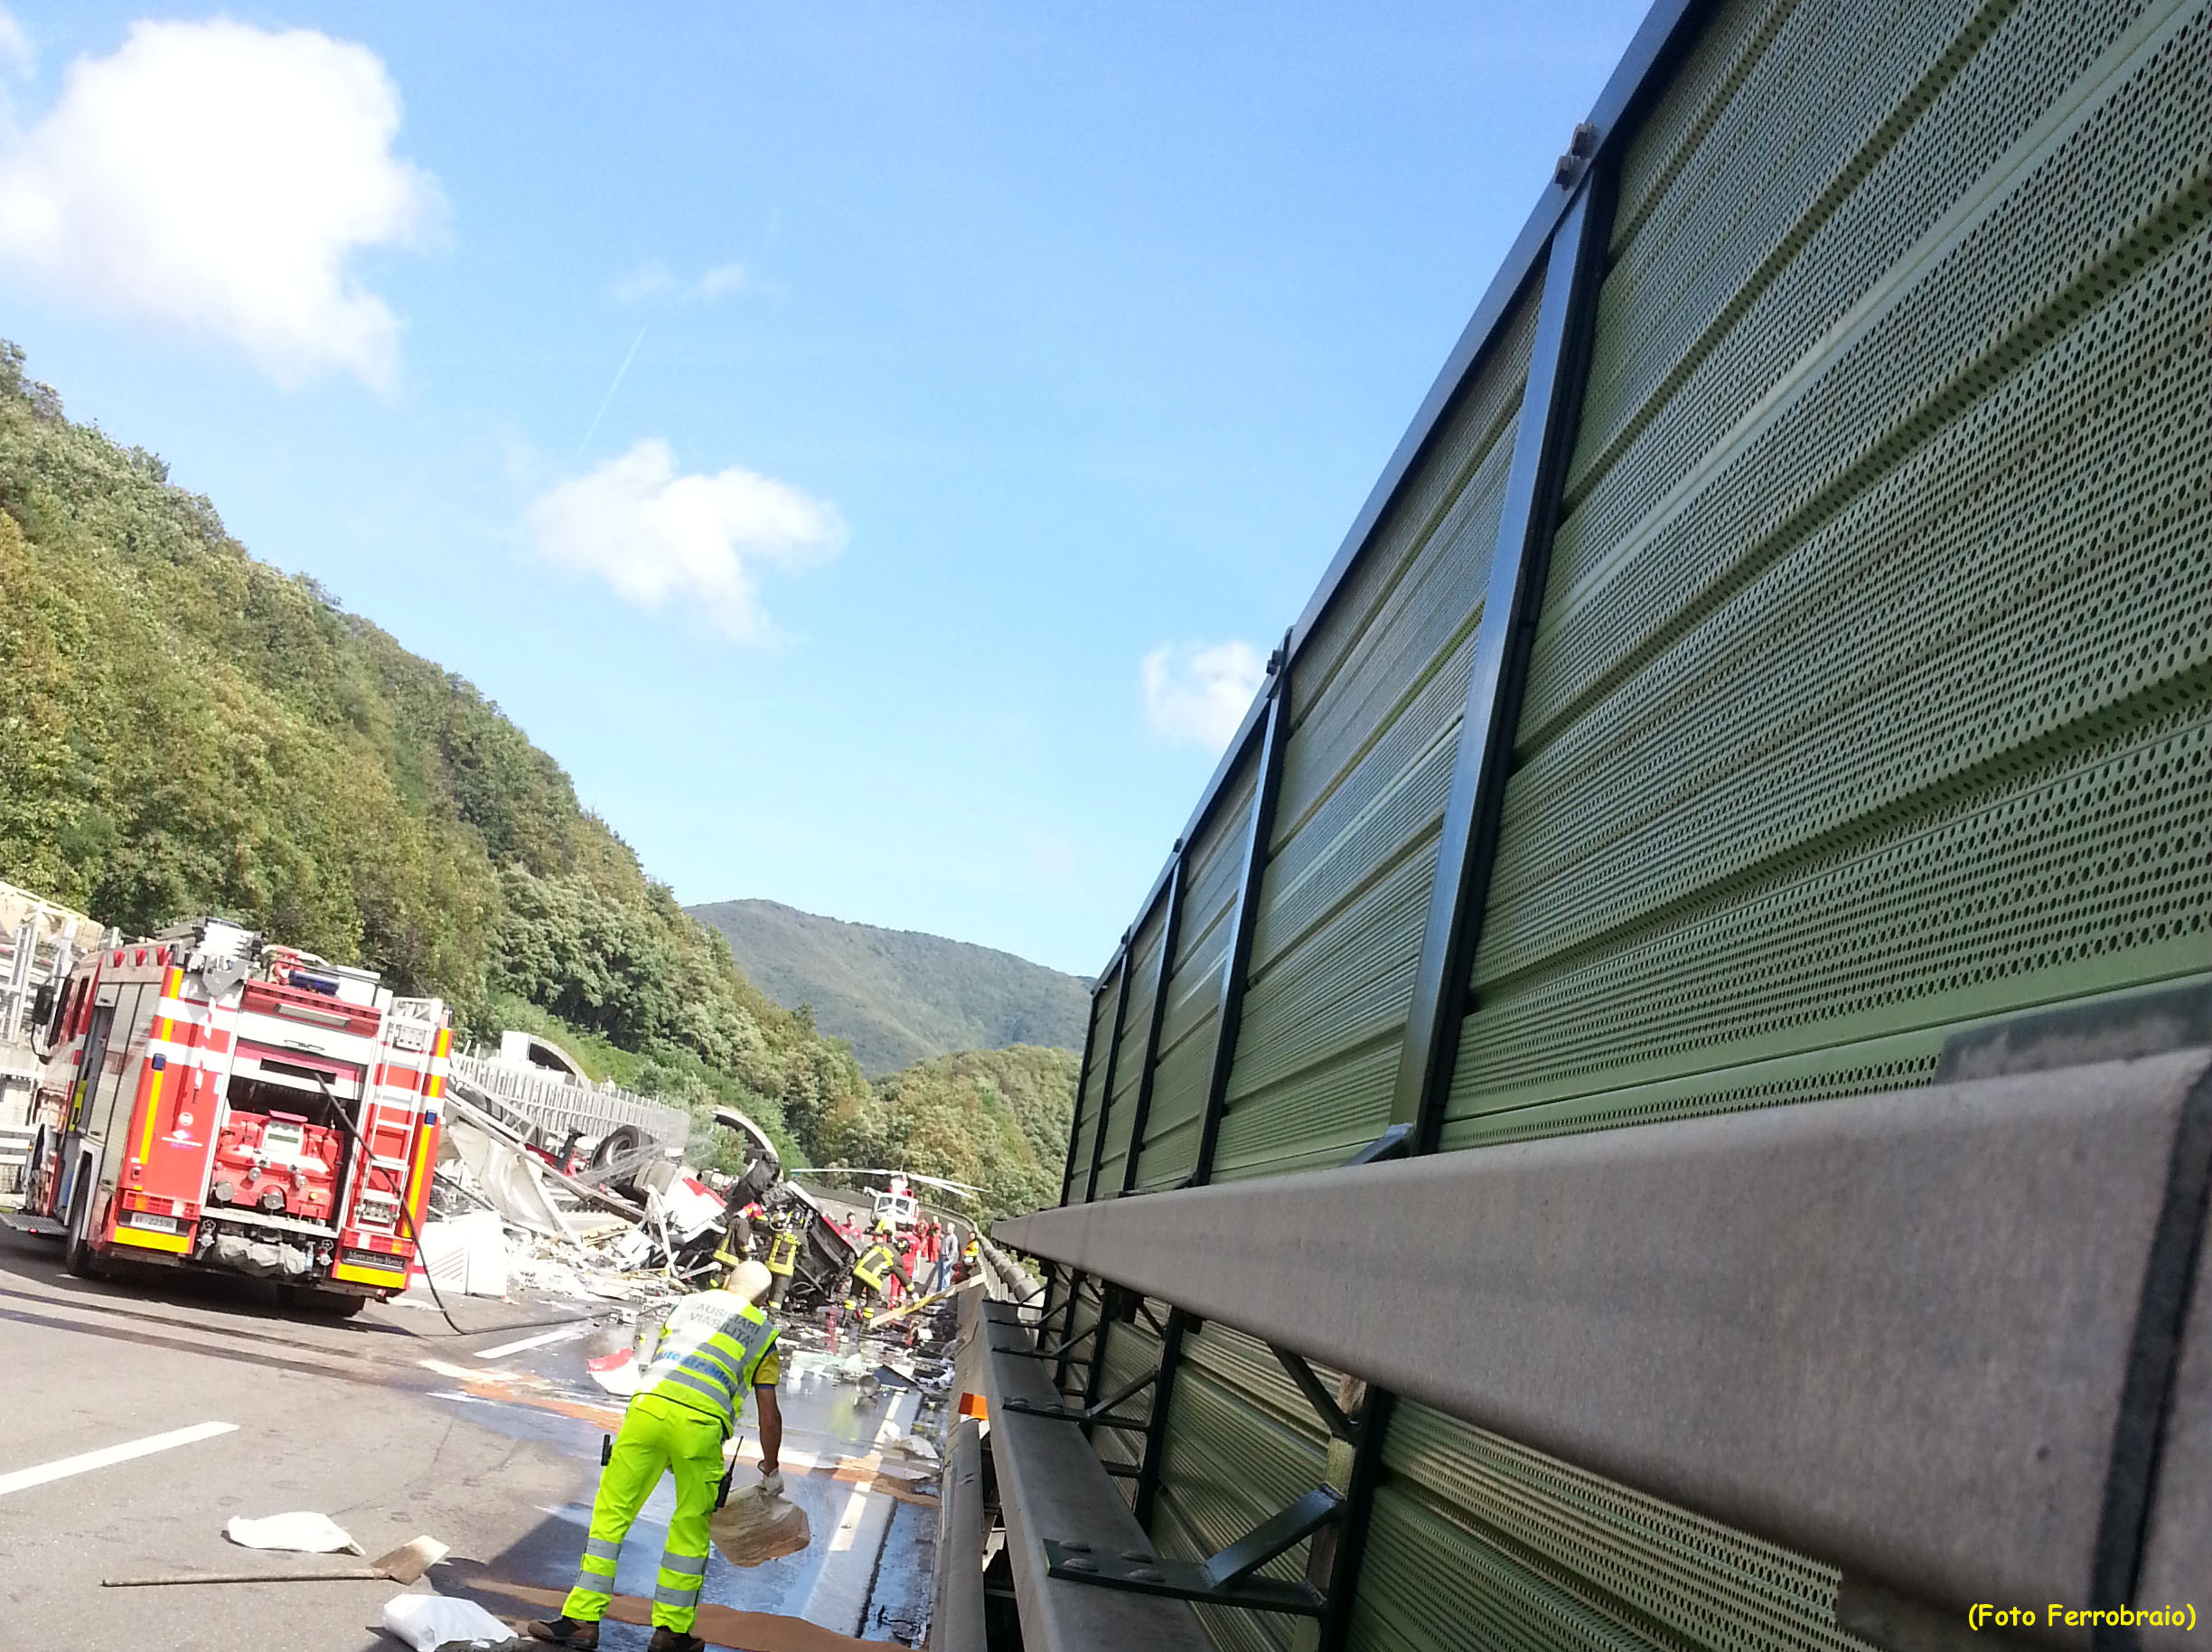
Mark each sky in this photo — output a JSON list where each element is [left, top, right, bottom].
[[0, 2, 1646, 976]]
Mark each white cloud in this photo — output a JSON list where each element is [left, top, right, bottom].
[[525, 438, 845, 643], [1141, 640, 1265, 751], [0, 9, 34, 83], [614, 258, 753, 305], [0, 19, 438, 389]]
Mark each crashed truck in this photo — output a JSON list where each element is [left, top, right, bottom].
[[13, 917, 450, 1314]]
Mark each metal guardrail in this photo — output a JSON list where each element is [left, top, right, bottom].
[[445, 1054, 689, 1155], [1001, 1031, 2212, 1650], [932, 1420, 987, 1652]]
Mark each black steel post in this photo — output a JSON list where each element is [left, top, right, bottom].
[[1045, 970, 1114, 1351], [1322, 164, 1617, 1652], [1389, 162, 1618, 1159], [1059, 965, 1114, 1208], [1057, 951, 1123, 1415], [1082, 937, 1137, 1206], [1064, 963, 1135, 1400], [1077, 1280, 1120, 1444], [1131, 1306, 1190, 1529], [1120, 646, 1289, 1549], [1192, 635, 1295, 1187], [1120, 850, 1188, 1197]]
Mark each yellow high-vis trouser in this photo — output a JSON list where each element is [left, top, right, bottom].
[[562, 1390, 722, 1633]]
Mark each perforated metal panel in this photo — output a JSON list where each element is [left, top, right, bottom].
[[1449, 0, 2212, 1146], [1354, 1403, 1877, 1652], [1042, 0, 2212, 1647], [1063, 973, 1120, 1200], [1090, 1296, 1166, 1502], [1149, 1321, 1340, 1652], [1092, 900, 1165, 1195], [1210, 286, 1541, 1182], [1134, 755, 1257, 1190]]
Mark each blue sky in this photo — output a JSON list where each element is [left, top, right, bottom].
[[0, 2, 1644, 975]]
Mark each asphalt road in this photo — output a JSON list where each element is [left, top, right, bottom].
[[0, 1225, 936, 1652]]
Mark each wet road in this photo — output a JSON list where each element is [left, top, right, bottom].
[[0, 1224, 939, 1651]]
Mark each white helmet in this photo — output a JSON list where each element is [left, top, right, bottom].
[[726, 1259, 773, 1305]]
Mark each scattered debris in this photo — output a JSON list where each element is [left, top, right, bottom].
[[417, 1210, 510, 1298], [222, 1510, 362, 1555], [380, 1590, 521, 1651]]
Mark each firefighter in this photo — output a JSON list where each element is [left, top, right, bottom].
[[763, 1213, 801, 1308], [523, 1259, 787, 1652], [845, 1220, 904, 1320]]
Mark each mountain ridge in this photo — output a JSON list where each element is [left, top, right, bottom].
[[688, 897, 1091, 1076]]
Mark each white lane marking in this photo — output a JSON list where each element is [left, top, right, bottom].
[[0, 1421, 238, 1498], [828, 1394, 914, 1554], [473, 1323, 590, 1361]]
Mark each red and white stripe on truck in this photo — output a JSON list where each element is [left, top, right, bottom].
[[329, 1017, 449, 1290], [106, 962, 240, 1255]]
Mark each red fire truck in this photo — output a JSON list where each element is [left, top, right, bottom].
[[16, 916, 449, 1315]]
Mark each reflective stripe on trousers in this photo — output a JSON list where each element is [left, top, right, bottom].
[[655, 1544, 708, 1610], [559, 1390, 723, 1633]]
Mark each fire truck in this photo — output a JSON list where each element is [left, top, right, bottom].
[[15, 916, 449, 1315]]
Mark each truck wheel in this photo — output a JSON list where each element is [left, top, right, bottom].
[[63, 1178, 103, 1280], [281, 1286, 368, 1319], [593, 1126, 644, 1199]]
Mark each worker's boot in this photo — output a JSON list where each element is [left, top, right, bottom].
[[645, 1629, 706, 1652], [520, 1616, 599, 1647]]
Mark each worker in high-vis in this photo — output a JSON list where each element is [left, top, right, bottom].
[[524, 1259, 787, 1652], [844, 1221, 904, 1321]]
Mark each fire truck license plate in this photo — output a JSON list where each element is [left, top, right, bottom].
[[127, 1212, 183, 1234]]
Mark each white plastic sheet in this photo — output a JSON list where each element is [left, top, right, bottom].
[[417, 1210, 510, 1298], [222, 1511, 362, 1554], [380, 1591, 519, 1651]]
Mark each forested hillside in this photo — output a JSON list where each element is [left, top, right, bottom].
[[821, 1046, 1080, 1218], [0, 341, 1076, 1214], [0, 341, 867, 1163], [689, 897, 1090, 1074]]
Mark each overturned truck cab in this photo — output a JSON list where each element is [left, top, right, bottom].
[[17, 917, 449, 1315]]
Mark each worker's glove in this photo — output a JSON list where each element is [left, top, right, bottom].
[[758, 1469, 784, 1500]]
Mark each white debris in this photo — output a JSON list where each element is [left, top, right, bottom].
[[891, 1433, 941, 1466], [417, 1211, 510, 1298], [441, 1117, 578, 1240], [380, 1591, 520, 1651], [222, 1511, 362, 1554]]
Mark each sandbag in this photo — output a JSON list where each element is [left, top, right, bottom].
[[380, 1591, 518, 1651], [223, 1511, 362, 1553], [709, 1483, 811, 1568]]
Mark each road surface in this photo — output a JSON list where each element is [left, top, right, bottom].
[[0, 1223, 937, 1651]]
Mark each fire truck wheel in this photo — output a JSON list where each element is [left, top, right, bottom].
[[280, 1285, 368, 1319], [62, 1177, 104, 1280]]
